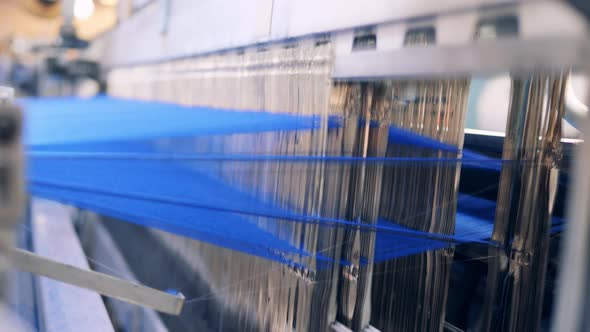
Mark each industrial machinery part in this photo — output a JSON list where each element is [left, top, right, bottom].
[[0, 87, 185, 324], [11, 0, 590, 331]]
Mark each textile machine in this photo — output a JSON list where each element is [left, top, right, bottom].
[[2, 0, 590, 331]]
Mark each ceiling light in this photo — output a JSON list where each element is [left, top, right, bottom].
[[74, 0, 95, 20]]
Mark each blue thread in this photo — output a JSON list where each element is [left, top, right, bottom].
[[24, 96, 558, 269]]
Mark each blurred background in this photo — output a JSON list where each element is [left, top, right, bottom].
[[0, 0, 119, 97]]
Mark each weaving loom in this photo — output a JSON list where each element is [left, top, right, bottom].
[[2, 1, 590, 332]]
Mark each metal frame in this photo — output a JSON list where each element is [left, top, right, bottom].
[[333, 37, 590, 80], [87, 0, 587, 69]]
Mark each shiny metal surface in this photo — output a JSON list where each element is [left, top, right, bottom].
[[483, 71, 568, 332], [552, 77, 590, 332]]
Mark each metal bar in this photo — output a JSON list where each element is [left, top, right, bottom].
[[8, 247, 185, 316], [0, 86, 28, 332], [551, 70, 590, 332], [482, 72, 567, 331], [333, 37, 590, 80]]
